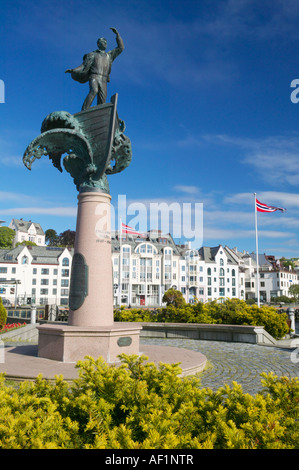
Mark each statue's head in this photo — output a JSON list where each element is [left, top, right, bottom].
[[97, 38, 107, 51]]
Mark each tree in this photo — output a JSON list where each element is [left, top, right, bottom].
[[162, 288, 186, 308], [280, 257, 295, 270], [45, 229, 58, 246], [0, 227, 15, 248], [0, 297, 7, 329], [289, 284, 299, 302], [58, 230, 76, 247]]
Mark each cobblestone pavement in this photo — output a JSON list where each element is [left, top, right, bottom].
[[140, 337, 299, 395]]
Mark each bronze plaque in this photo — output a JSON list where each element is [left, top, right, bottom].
[[117, 336, 132, 347], [69, 253, 88, 310]]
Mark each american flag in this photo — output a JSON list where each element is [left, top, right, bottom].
[[256, 199, 286, 213]]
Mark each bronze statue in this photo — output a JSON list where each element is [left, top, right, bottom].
[[23, 29, 132, 195], [65, 28, 124, 110]]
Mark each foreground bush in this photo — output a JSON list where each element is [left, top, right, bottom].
[[0, 298, 7, 330], [0, 355, 298, 449], [114, 299, 289, 339]]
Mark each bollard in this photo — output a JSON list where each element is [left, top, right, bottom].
[[287, 307, 296, 336], [31, 306, 36, 324]]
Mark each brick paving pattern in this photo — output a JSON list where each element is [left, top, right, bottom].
[[141, 337, 299, 395]]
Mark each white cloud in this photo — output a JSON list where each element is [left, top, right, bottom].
[[0, 207, 76, 217], [173, 185, 199, 195]]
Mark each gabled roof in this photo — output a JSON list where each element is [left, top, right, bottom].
[[10, 218, 44, 235], [198, 245, 238, 265], [0, 246, 73, 265]]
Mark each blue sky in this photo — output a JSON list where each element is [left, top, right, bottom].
[[1, 0, 299, 257]]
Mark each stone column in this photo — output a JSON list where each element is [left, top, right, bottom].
[[68, 191, 114, 327]]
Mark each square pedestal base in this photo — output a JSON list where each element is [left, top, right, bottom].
[[37, 323, 142, 363]]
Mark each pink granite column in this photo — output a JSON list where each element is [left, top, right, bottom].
[[68, 191, 114, 327]]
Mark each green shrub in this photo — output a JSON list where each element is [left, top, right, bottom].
[[0, 298, 7, 330], [114, 299, 289, 339], [162, 288, 186, 308], [0, 356, 298, 449]]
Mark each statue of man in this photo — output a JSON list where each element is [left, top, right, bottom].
[[65, 28, 124, 110]]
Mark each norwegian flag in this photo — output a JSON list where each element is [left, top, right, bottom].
[[256, 199, 286, 213], [121, 223, 145, 236]]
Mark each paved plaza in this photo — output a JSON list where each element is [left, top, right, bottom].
[[1, 323, 298, 394], [141, 335, 299, 395]]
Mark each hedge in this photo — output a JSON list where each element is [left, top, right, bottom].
[[0, 354, 298, 449], [114, 299, 289, 340]]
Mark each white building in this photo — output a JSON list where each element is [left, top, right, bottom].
[[0, 245, 72, 306], [111, 232, 245, 306], [228, 249, 299, 302], [9, 218, 46, 247], [1, 229, 293, 309]]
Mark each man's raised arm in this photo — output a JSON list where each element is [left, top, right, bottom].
[[110, 27, 124, 59]]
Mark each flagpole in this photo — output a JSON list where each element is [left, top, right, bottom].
[[119, 217, 122, 307], [254, 193, 260, 307]]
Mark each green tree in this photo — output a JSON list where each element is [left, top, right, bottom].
[[289, 284, 299, 302], [0, 297, 7, 329], [45, 229, 58, 246], [280, 257, 295, 270], [58, 230, 76, 247], [0, 227, 15, 248], [162, 288, 186, 308]]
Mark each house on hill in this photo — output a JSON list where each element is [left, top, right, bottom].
[[9, 218, 46, 247]]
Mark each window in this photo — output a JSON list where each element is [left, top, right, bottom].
[[62, 258, 69, 266], [220, 268, 225, 276], [22, 256, 28, 265], [207, 268, 211, 275], [41, 279, 49, 285], [232, 269, 235, 277], [41, 268, 49, 275], [62, 269, 69, 277], [0, 268, 7, 273], [220, 258, 224, 266], [61, 279, 69, 287], [40, 289, 48, 295]]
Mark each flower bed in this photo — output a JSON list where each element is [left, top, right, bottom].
[[0, 322, 26, 334]]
